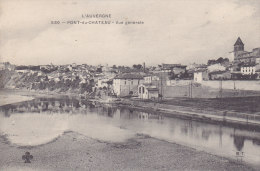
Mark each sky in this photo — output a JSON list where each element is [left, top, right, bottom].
[[0, 0, 260, 66]]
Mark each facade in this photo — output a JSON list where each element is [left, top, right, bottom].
[[209, 71, 231, 80], [194, 70, 209, 82], [207, 63, 226, 72], [113, 74, 144, 97], [241, 64, 260, 75], [144, 75, 160, 84], [138, 84, 159, 99]]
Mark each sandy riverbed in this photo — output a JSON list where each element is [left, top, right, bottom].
[[0, 132, 255, 171]]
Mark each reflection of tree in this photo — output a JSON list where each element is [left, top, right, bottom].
[[181, 125, 188, 135], [234, 135, 245, 151], [252, 139, 260, 146], [201, 129, 211, 140], [65, 99, 71, 107], [107, 108, 113, 117], [4, 109, 10, 117]]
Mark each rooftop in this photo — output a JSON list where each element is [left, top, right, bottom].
[[114, 73, 144, 79], [234, 37, 244, 46], [162, 64, 187, 69]]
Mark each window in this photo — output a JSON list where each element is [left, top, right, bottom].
[[125, 81, 126, 85]]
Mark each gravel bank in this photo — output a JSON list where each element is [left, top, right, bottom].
[[0, 132, 255, 171]]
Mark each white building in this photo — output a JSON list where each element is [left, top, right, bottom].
[[241, 64, 260, 75], [207, 63, 226, 72], [138, 84, 159, 100], [144, 75, 160, 84], [194, 70, 209, 82], [113, 74, 144, 97]]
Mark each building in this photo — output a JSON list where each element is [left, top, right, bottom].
[[144, 75, 160, 84], [230, 37, 260, 63], [209, 71, 231, 80], [0, 62, 15, 71], [161, 64, 187, 75], [113, 73, 144, 97], [241, 64, 260, 75], [194, 69, 209, 82], [207, 63, 226, 72], [138, 84, 159, 100]]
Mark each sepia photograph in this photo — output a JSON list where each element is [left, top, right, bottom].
[[0, 0, 260, 170]]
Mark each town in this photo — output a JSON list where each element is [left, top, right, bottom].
[[1, 0, 260, 170], [1, 37, 260, 100]]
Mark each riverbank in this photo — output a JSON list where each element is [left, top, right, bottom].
[[111, 98, 260, 129], [1, 88, 260, 128], [0, 131, 255, 171], [0, 89, 80, 107]]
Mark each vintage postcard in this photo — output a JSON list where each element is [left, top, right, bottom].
[[0, 0, 260, 170]]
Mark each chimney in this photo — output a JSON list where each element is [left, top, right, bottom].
[[143, 62, 146, 73]]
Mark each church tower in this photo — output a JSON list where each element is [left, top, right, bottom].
[[234, 37, 244, 52], [233, 37, 244, 60]]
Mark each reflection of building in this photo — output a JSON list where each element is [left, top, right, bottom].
[[234, 135, 245, 151]]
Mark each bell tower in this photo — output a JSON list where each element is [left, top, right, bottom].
[[233, 37, 244, 59], [234, 37, 244, 52]]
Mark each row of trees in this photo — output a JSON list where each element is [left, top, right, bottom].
[[207, 57, 229, 65]]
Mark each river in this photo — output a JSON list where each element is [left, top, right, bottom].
[[0, 96, 259, 168]]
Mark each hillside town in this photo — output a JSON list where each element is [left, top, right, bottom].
[[1, 37, 259, 100]]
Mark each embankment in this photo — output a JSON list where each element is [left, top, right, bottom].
[[114, 99, 260, 129]]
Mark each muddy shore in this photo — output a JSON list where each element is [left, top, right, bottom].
[[0, 132, 255, 171]]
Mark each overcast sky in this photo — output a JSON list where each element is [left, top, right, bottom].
[[0, 0, 260, 66]]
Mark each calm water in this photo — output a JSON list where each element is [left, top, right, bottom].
[[0, 97, 260, 167]]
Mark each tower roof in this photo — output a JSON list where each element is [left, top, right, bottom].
[[234, 37, 244, 46]]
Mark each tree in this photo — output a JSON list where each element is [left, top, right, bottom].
[[96, 67, 102, 73], [216, 57, 224, 63], [208, 57, 229, 66], [133, 64, 142, 70]]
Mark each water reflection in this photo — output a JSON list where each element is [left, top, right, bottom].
[[234, 135, 245, 151], [0, 97, 260, 166]]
